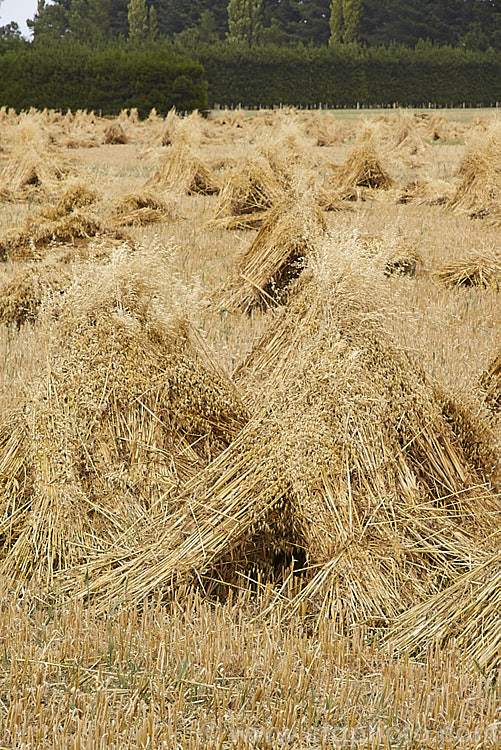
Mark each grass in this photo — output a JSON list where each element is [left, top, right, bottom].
[[0, 586, 499, 748], [0, 106, 499, 748]]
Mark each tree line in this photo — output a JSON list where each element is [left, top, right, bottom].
[[0, 38, 498, 114], [1, 0, 499, 50], [0, 1, 499, 114]]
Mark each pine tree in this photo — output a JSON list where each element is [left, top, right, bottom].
[[28, 0, 70, 41], [128, 0, 149, 42], [227, 0, 263, 45]]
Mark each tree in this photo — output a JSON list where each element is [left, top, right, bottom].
[[0, 22, 22, 40], [128, 0, 149, 42], [149, 5, 158, 39], [329, 0, 362, 44], [19, 0, 501, 50], [0, 20, 25, 50], [227, 0, 263, 45], [174, 9, 221, 47], [343, 0, 362, 41], [28, 0, 70, 41], [358, 0, 500, 49], [293, 0, 331, 44], [154, 0, 201, 37], [199, 0, 228, 36], [28, 0, 129, 41], [109, 0, 129, 37], [329, 0, 343, 42], [67, 0, 115, 42], [262, 0, 301, 43]]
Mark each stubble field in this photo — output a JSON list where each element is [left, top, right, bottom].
[[0, 105, 499, 748]]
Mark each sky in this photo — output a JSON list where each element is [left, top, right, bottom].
[[0, 0, 39, 38]]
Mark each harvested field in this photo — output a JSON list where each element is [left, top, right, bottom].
[[0, 107, 500, 748]]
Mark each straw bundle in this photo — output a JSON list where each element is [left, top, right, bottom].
[[433, 383, 499, 483], [58, 109, 100, 148], [146, 142, 220, 196], [56, 182, 98, 212], [208, 156, 285, 230], [384, 246, 423, 277], [254, 109, 275, 126], [174, 110, 210, 148], [211, 109, 246, 129], [316, 186, 354, 212], [117, 108, 132, 124], [110, 191, 173, 227], [481, 351, 501, 412], [447, 123, 501, 222], [62, 131, 100, 150], [159, 107, 180, 146], [0, 251, 248, 587], [214, 196, 326, 313], [356, 232, 423, 277], [434, 249, 500, 289], [64, 136, 99, 149], [332, 133, 394, 196], [414, 112, 464, 142], [379, 111, 431, 168], [1, 184, 104, 260], [392, 131, 430, 169], [103, 121, 129, 145], [315, 116, 346, 147], [396, 179, 455, 206], [67, 239, 499, 622], [2, 212, 103, 261], [323, 137, 393, 203], [0, 261, 73, 327], [259, 131, 310, 186], [389, 552, 501, 673], [0, 133, 67, 201]]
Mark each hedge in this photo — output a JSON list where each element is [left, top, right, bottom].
[[0, 42, 208, 116], [0, 40, 499, 114], [194, 42, 501, 108]]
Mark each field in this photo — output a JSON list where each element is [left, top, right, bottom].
[[0, 105, 500, 748]]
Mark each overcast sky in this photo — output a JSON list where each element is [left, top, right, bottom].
[[0, 0, 39, 38]]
